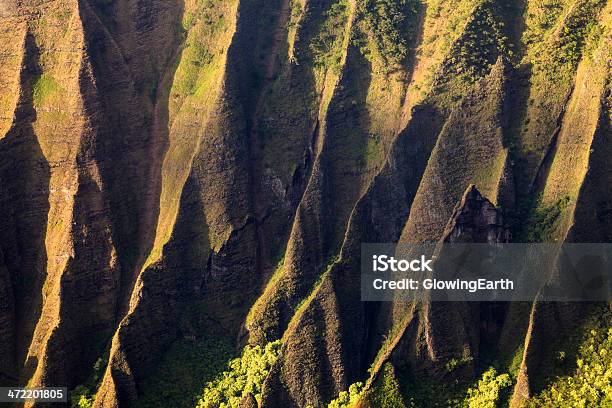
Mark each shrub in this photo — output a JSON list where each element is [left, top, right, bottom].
[[462, 367, 512, 408], [70, 386, 93, 408], [328, 382, 364, 408], [310, 0, 350, 72], [69, 357, 107, 408], [368, 363, 409, 408], [196, 340, 282, 408], [524, 195, 571, 242], [355, 0, 419, 67], [526, 321, 612, 407]]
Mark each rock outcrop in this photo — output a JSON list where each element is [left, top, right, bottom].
[[0, 0, 610, 407]]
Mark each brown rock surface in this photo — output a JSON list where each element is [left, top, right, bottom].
[[0, 1, 610, 407]]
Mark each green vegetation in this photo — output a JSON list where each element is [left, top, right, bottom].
[[70, 357, 108, 408], [510, 0, 606, 194], [396, 366, 512, 407], [446, 356, 475, 374], [68, 332, 112, 408], [523, 0, 606, 79], [518, 194, 571, 242], [394, 311, 609, 407], [172, 0, 230, 98], [526, 312, 612, 407], [354, 0, 419, 67], [245, 258, 284, 326], [440, 0, 510, 85], [294, 256, 337, 313], [245, 258, 286, 344], [368, 363, 409, 408], [423, 0, 482, 57], [389, 347, 517, 408], [33, 74, 62, 107], [398, 368, 464, 407], [71, 386, 93, 408], [327, 364, 407, 408], [522, 0, 565, 46], [287, 0, 305, 32], [135, 338, 233, 408], [310, 0, 350, 72], [196, 340, 282, 408], [462, 368, 512, 408], [508, 344, 525, 378], [549, 0, 605, 69], [175, 40, 213, 96], [327, 382, 364, 408], [414, 0, 512, 110]]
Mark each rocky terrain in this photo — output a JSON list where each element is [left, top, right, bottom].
[[0, 0, 610, 407]]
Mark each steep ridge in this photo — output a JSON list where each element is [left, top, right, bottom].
[[0, 19, 29, 385], [0, 19, 26, 142], [377, 54, 512, 385], [259, 1, 515, 405], [0, 0, 185, 395], [94, 0, 251, 404], [94, 0, 356, 404], [355, 185, 511, 408], [511, 0, 608, 198], [0, 0, 98, 389], [401, 58, 509, 242], [78, 0, 185, 318], [249, 1, 425, 346], [256, 1, 611, 404], [0, 0, 610, 407], [510, 5, 611, 405], [245, 0, 358, 345]]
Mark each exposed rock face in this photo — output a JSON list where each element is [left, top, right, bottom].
[[0, 0, 610, 407], [413, 185, 512, 378], [443, 185, 511, 244], [238, 393, 258, 408]]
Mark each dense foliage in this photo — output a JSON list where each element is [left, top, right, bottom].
[[523, 0, 606, 78], [398, 365, 511, 408], [441, 0, 510, 85], [196, 340, 282, 408], [369, 363, 409, 408], [462, 368, 512, 408], [527, 322, 612, 407], [134, 338, 233, 408], [327, 382, 363, 408]]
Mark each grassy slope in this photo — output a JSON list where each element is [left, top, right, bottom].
[[2, 0, 611, 406]]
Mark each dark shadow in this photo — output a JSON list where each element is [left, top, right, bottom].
[[119, 170, 214, 405], [22, 0, 187, 392], [0, 30, 50, 384], [78, 0, 185, 322]]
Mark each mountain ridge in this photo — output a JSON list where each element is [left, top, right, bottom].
[[0, 0, 610, 407]]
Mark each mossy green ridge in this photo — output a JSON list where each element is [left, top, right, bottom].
[[1, 1, 611, 408]]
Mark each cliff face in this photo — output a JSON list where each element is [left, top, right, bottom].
[[0, 0, 610, 407]]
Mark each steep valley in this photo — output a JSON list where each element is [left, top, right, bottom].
[[0, 0, 611, 407]]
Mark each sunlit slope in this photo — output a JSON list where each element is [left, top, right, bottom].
[[0, 0, 610, 407]]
